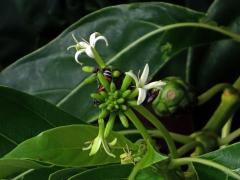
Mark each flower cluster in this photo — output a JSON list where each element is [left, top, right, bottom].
[[68, 32, 166, 157]]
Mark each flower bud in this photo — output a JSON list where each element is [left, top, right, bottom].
[[82, 66, 95, 73], [120, 74, 132, 91], [112, 70, 121, 78], [119, 112, 129, 128]]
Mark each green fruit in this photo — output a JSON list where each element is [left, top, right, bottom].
[[152, 77, 195, 116]]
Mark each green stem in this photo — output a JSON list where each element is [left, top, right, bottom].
[[220, 76, 240, 146], [133, 106, 178, 158], [119, 129, 193, 144], [185, 47, 194, 83], [124, 109, 153, 180], [203, 88, 240, 133], [92, 47, 106, 68], [124, 109, 152, 143], [177, 141, 200, 157], [219, 128, 240, 145], [169, 157, 240, 180], [197, 83, 231, 105]]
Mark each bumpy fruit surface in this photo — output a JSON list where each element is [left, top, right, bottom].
[[152, 77, 195, 116]]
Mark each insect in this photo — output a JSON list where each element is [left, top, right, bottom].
[[97, 68, 112, 92], [120, 145, 137, 165], [93, 68, 112, 106]]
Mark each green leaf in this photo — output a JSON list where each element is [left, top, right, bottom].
[[67, 164, 132, 180], [0, 86, 83, 157], [136, 167, 164, 180], [49, 168, 84, 180], [190, 0, 240, 90], [0, 159, 51, 179], [3, 125, 136, 167], [193, 142, 240, 180], [128, 141, 168, 179], [138, 142, 168, 170], [20, 166, 61, 180], [1, 3, 239, 122]]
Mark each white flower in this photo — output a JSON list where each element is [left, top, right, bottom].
[[82, 118, 117, 158], [68, 32, 108, 65], [125, 64, 166, 105]]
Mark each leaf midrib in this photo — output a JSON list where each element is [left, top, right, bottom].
[[56, 22, 240, 109]]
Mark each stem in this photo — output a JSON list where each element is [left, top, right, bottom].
[[124, 109, 153, 180], [220, 76, 240, 146], [177, 141, 200, 157], [92, 48, 106, 68], [169, 157, 240, 180], [197, 83, 231, 105], [124, 109, 152, 143], [203, 88, 240, 134], [119, 129, 193, 144], [185, 47, 194, 83], [133, 106, 178, 158], [219, 128, 240, 145]]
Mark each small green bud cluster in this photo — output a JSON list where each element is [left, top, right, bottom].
[[91, 71, 138, 136]]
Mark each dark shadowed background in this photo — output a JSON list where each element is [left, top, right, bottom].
[[0, 0, 212, 70]]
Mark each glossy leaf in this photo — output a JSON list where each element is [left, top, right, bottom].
[[0, 159, 51, 179], [136, 167, 164, 180], [191, 0, 240, 90], [1, 3, 239, 122], [0, 86, 83, 157], [20, 167, 61, 180], [137, 142, 168, 170], [68, 164, 132, 180], [193, 142, 240, 180], [3, 125, 136, 167], [129, 142, 168, 179], [49, 168, 84, 180]]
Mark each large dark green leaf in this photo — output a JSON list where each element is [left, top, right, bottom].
[[0, 159, 51, 179], [49, 168, 84, 180], [194, 142, 240, 180], [190, 0, 240, 90], [0, 3, 239, 123], [136, 167, 164, 180], [67, 164, 132, 180], [20, 166, 61, 180], [0, 86, 83, 157], [3, 125, 136, 167]]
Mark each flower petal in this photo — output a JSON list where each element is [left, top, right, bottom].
[[108, 138, 117, 146], [82, 142, 92, 151], [137, 88, 147, 105], [71, 33, 79, 44], [74, 50, 85, 65], [144, 80, 166, 90], [102, 139, 116, 158], [79, 41, 89, 49], [125, 71, 139, 87], [85, 46, 95, 58], [94, 36, 109, 47], [89, 32, 98, 47], [139, 64, 149, 86], [89, 136, 102, 156]]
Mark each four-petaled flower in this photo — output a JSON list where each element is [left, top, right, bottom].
[[126, 64, 166, 105], [68, 32, 108, 65]]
